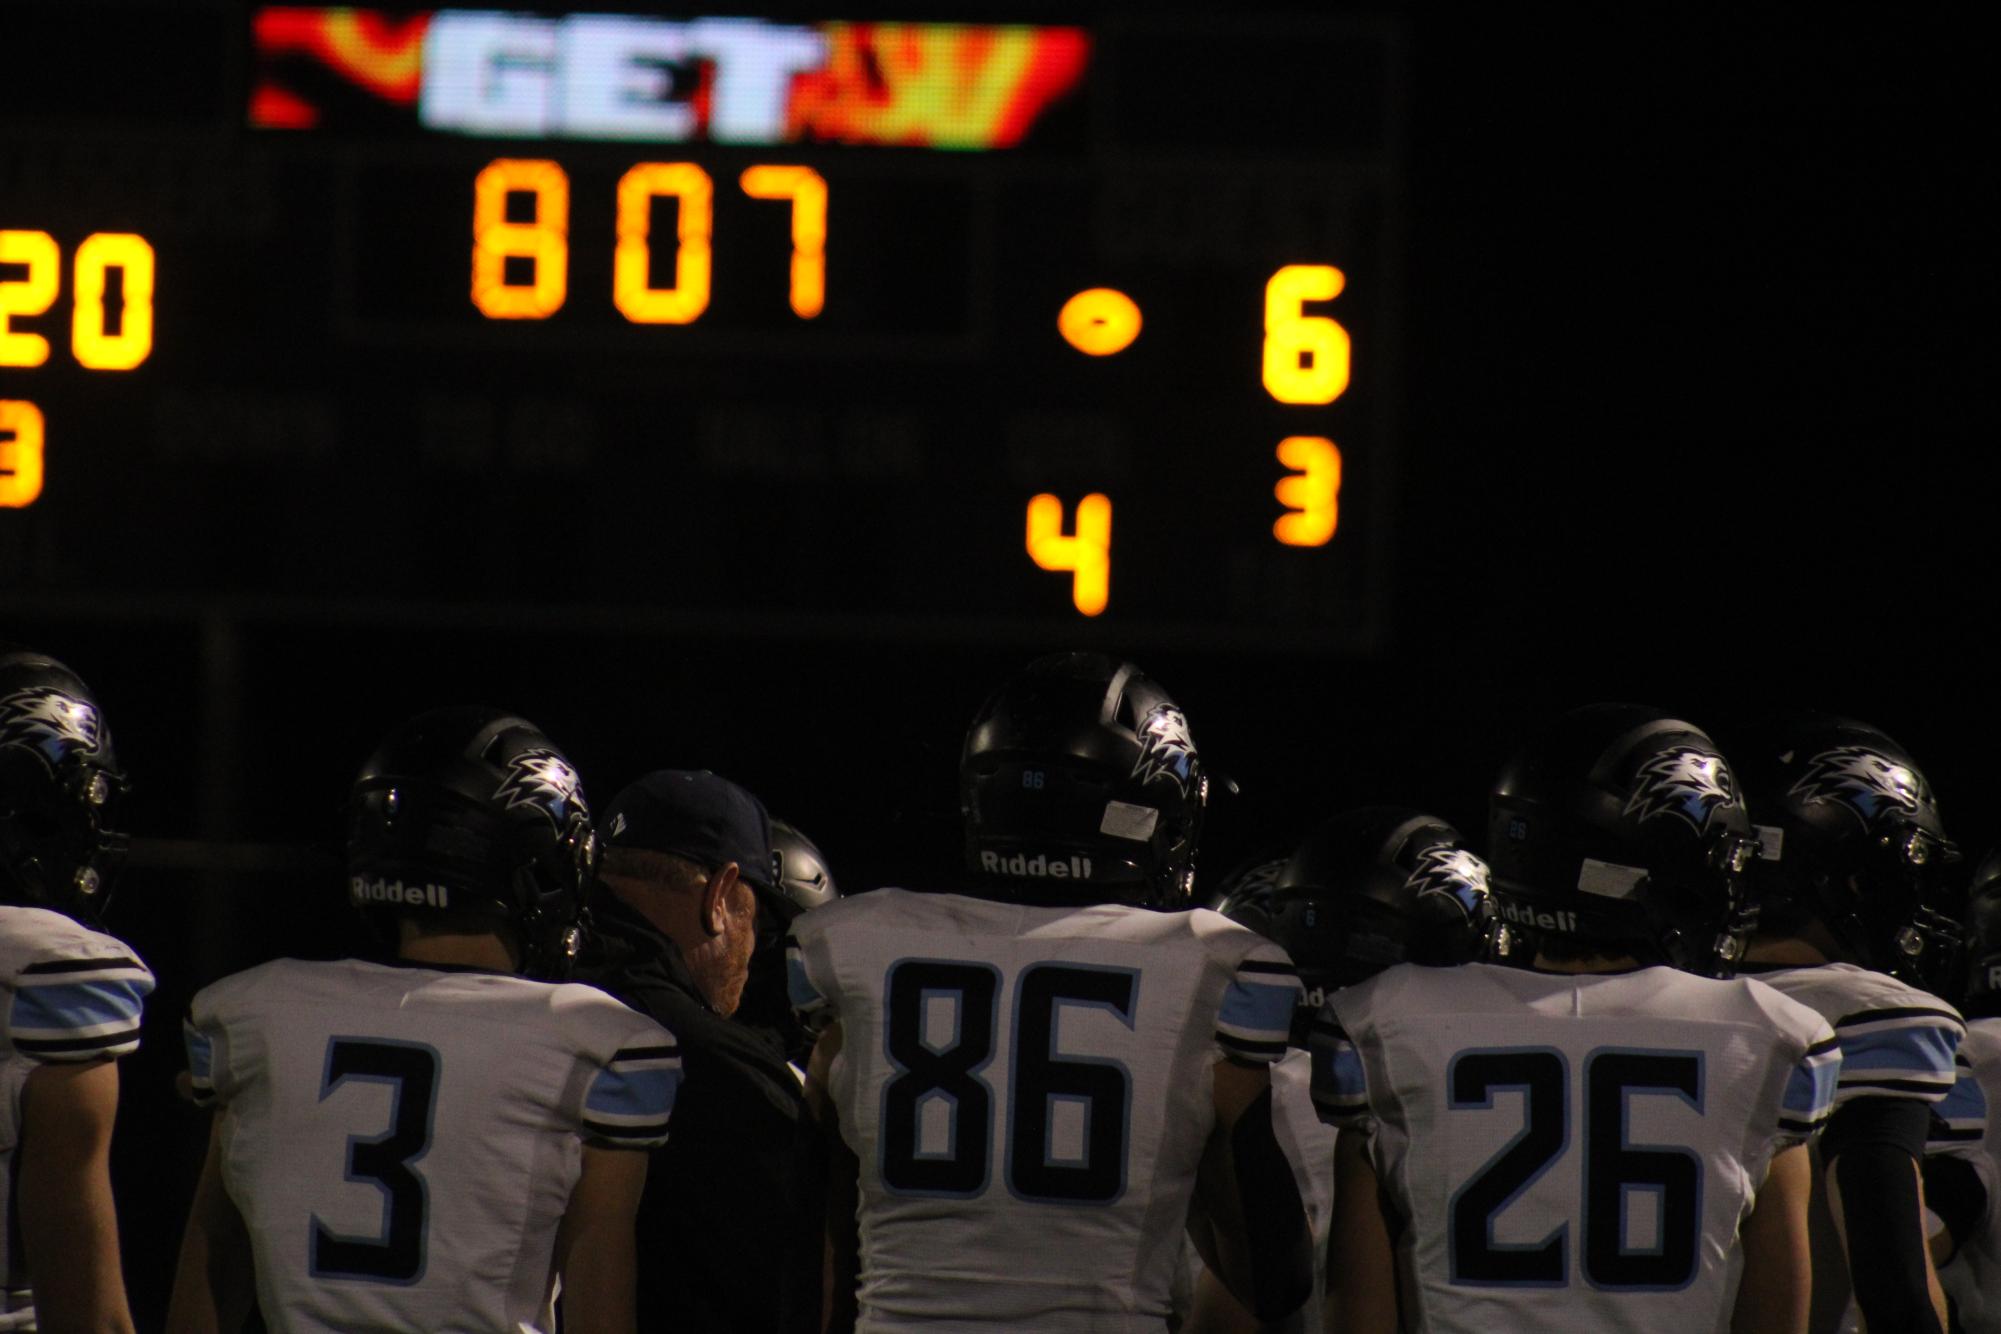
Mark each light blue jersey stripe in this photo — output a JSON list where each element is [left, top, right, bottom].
[[1934, 1066, 1988, 1124], [1219, 976, 1301, 1040], [1781, 1046, 1840, 1119], [1837, 1022, 1959, 1079], [586, 1063, 682, 1120], [10, 977, 151, 1034]]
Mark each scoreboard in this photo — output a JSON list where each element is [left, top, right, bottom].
[[0, 6, 1403, 648]]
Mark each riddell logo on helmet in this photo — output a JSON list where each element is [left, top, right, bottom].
[[1497, 899, 1580, 934], [350, 876, 450, 909], [981, 850, 1093, 880]]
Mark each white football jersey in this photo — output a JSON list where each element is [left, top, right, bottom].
[[1, 905, 153, 1311], [1312, 962, 1839, 1333], [787, 890, 1300, 1332], [1939, 1019, 2000, 1332], [1271, 1047, 1338, 1332], [1745, 963, 1966, 1334], [186, 956, 679, 1334]]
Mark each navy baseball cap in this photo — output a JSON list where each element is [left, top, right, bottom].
[[601, 770, 775, 890]]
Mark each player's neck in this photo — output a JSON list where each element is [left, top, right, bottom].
[[1742, 936, 1827, 966], [1744, 920, 1841, 968], [397, 923, 521, 973]]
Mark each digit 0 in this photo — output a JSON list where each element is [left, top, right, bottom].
[[615, 163, 713, 325], [71, 233, 155, 370]]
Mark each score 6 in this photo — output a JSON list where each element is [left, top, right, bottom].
[[1262, 264, 1350, 405]]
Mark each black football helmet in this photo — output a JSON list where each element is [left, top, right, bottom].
[[1265, 807, 1500, 1007], [961, 652, 1205, 908], [0, 647, 129, 922], [346, 706, 596, 978], [1488, 704, 1760, 978], [1963, 849, 2001, 1020], [1735, 713, 1963, 992], [1206, 854, 1289, 936]]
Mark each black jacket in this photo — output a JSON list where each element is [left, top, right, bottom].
[[575, 888, 823, 1333]]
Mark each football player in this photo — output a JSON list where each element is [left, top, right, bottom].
[[1929, 849, 1999, 1329], [735, 815, 842, 1070], [1196, 812, 1501, 1334], [787, 652, 1313, 1328], [0, 647, 152, 1333], [1314, 705, 1839, 1332], [165, 707, 679, 1334], [1735, 713, 1968, 1334]]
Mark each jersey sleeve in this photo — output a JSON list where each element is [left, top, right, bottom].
[[5, 930, 153, 1065], [577, 1004, 682, 1150], [1832, 1001, 1965, 1107], [1306, 1005, 1369, 1129], [1212, 940, 1301, 1066], [1776, 1027, 1842, 1144], [1926, 1052, 1989, 1151]]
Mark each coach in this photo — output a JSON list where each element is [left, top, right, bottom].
[[576, 769, 822, 1333]]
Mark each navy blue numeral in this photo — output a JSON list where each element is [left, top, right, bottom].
[[880, 961, 1000, 1196], [1448, 1048, 1569, 1286], [1447, 1046, 1706, 1291], [1008, 963, 1138, 1204], [879, 959, 1137, 1205], [311, 1038, 440, 1284]]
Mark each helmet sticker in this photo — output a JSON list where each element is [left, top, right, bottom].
[[1131, 704, 1197, 797], [497, 748, 588, 826], [1409, 844, 1490, 919], [1100, 799, 1160, 842], [1789, 746, 1929, 829], [0, 687, 104, 771], [1624, 747, 1740, 831]]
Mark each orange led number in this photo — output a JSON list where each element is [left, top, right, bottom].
[[1026, 493, 1112, 617], [70, 234, 155, 370], [1262, 264, 1350, 405], [472, 159, 570, 319], [1273, 437, 1341, 546], [739, 166, 827, 319], [0, 401, 45, 509], [0, 231, 61, 367], [615, 163, 713, 325]]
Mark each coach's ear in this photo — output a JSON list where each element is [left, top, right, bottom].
[[703, 862, 741, 936]]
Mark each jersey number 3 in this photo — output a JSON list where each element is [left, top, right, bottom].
[[880, 959, 1136, 1205], [1448, 1047, 1703, 1291], [311, 1037, 441, 1284]]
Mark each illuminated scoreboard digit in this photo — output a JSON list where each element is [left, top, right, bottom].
[[0, 6, 1402, 647]]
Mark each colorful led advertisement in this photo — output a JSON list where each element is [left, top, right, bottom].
[[251, 9, 1091, 150]]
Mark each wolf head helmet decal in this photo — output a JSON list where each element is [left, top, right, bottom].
[[0, 687, 106, 772], [496, 748, 589, 827], [1624, 747, 1741, 832], [1788, 745, 1930, 830], [1130, 704, 1198, 797], [1408, 843, 1492, 924]]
